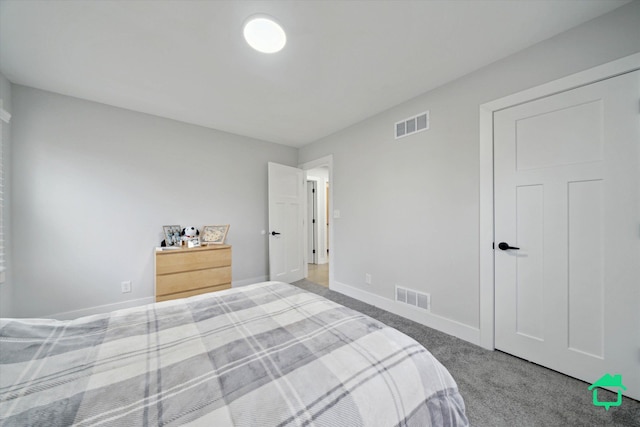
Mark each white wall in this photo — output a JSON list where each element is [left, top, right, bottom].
[[0, 72, 13, 318], [298, 2, 640, 343], [11, 86, 297, 318]]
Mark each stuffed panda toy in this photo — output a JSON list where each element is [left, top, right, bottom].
[[182, 226, 199, 242]]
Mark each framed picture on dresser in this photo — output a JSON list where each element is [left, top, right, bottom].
[[162, 225, 182, 247], [201, 225, 230, 244]]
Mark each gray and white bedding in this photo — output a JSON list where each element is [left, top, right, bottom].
[[0, 281, 468, 426]]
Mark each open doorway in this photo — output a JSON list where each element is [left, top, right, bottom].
[[305, 167, 329, 286], [301, 156, 333, 288]]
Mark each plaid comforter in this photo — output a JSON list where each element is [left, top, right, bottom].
[[0, 281, 468, 426]]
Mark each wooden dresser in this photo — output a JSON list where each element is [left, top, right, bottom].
[[155, 244, 232, 302]]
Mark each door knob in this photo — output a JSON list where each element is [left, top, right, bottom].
[[271, 231, 281, 236], [498, 242, 519, 250]]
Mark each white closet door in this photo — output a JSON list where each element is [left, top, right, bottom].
[[494, 71, 640, 399]]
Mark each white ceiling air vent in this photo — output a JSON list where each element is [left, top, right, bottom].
[[395, 111, 429, 139]]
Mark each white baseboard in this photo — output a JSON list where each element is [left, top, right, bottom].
[[331, 280, 481, 346], [47, 297, 155, 320], [232, 275, 269, 287], [45, 276, 269, 320]]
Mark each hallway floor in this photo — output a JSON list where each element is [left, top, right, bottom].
[[306, 263, 328, 287]]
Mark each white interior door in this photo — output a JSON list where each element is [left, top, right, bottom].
[[307, 180, 317, 264], [494, 70, 640, 400], [268, 162, 305, 283]]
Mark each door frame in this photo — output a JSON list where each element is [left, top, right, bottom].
[[306, 180, 317, 264], [478, 52, 640, 350], [299, 155, 334, 287]]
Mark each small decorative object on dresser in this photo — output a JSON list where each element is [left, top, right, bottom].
[[181, 226, 200, 248], [155, 244, 232, 302], [201, 225, 230, 244], [162, 225, 182, 247]]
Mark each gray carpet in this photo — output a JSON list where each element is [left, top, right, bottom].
[[292, 279, 640, 427]]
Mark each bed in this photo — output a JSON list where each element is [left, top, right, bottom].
[[0, 281, 468, 426]]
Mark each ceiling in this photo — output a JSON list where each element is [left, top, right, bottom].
[[0, 0, 630, 147]]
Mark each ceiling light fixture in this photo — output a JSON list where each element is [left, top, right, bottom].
[[243, 15, 286, 54]]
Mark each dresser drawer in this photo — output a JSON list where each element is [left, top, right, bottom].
[[155, 244, 232, 302], [155, 283, 231, 302], [156, 247, 231, 275], [156, 266, 231, 297]]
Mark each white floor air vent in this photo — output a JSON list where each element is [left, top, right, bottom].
[[395, 111, 429, 139], [395, 285, 430, 311]]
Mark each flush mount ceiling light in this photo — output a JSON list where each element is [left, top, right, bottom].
[[243, 15, 286, 54]]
